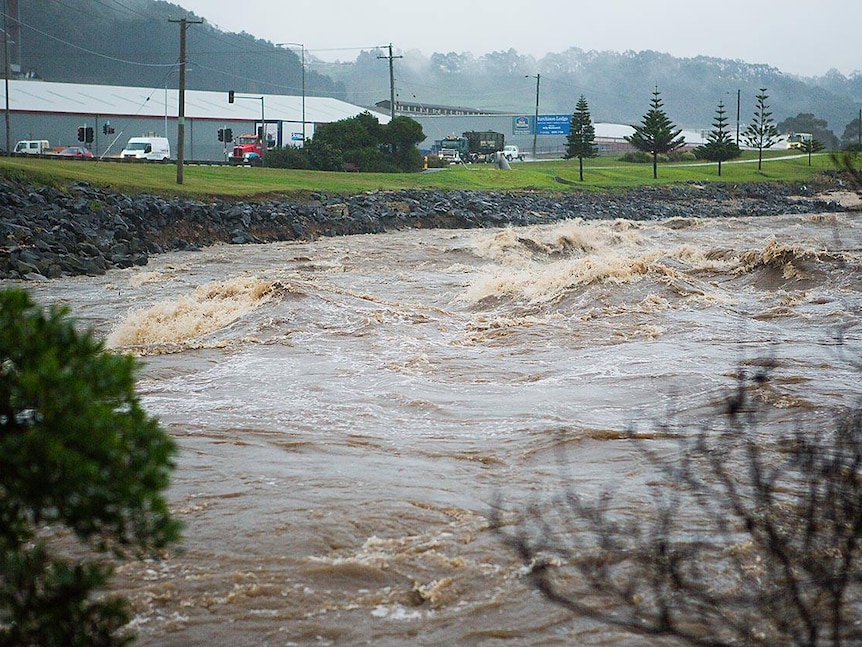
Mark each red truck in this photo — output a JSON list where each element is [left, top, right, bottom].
[[229, 134, 263, 165]]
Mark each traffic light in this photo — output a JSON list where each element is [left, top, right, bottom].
[[228, 90, 234, 103], [218, 128, 224, 142], [224, 128, 232, 143], [85, 127, 94, 143], [77, 127, 85, 142]]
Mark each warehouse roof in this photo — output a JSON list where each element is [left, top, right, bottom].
[[1, 79, 388, 125]]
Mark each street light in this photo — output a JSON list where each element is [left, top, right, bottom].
[[525, 73, 540, 160], [735, 88, 740, 146], [164, 67, 181, 137], [724, 89, 741, 146], [277, 42, 305, 145], [3, 0, 12, 156]]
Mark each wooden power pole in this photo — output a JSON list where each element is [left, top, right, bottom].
[[169, 16, 202, 184], [377, 44, 402, 120]]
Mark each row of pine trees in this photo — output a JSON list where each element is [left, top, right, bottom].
[[564, 87, 787, 180]]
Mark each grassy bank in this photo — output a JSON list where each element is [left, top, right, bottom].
[[0, 150, 834, 199]]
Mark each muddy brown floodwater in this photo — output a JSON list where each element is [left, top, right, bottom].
[[11, 204, 862, 646]]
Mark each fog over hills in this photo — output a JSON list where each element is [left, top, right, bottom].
[[15, 0, 862, 136], [322, 47, 861, 134]]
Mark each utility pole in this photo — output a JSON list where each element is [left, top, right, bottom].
[[3, 0, 11, 156], [377, 44, 402, 120], [526, 73, 540, 160], [169, 16, 202, 185]]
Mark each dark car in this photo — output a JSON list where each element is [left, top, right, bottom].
[[58, 146, 94, 158]]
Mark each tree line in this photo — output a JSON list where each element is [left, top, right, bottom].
[[264, 112, 425, 172], [563, 86, 856, 180]]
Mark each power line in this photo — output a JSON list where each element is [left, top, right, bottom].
[[1, 9, 177, 68], [104, 0, 152, 19], [185, 59, 303, 95]]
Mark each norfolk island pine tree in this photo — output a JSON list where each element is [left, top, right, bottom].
[[625, 87, 685, 179], [695, 100, 741, 176], [744, 88, 780, 171], [564, 95, 598, 181]]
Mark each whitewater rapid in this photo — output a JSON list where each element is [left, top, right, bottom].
[[10, 207, 862, 645]]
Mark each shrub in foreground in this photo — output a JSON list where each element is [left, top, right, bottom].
[[0, 288, 180, 646], [493, 365, 862, 646]]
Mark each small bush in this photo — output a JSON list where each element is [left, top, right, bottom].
[[619, 151, 652, 163], [424, 154, 449, 168], [264, 146, 309, 169], [668, 150, 697, 162]]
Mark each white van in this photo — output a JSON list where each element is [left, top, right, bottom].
[[121, 136, 171, 161], [14, 140, 51, 155]]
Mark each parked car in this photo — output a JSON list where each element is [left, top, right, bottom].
[[58, 146, 94, 158]]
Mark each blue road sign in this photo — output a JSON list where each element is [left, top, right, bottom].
[[513, 114, 572, 135], [536, 114, 571, 136]]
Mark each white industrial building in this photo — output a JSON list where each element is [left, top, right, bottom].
[[0, 79, 390, 161]]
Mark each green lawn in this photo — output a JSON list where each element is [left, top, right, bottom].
[[0, 150, 835, 199]]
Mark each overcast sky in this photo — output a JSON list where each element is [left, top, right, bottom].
[[176, 0, 859, 77]]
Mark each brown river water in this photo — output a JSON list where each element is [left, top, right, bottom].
[[8, 203, 862, 645]]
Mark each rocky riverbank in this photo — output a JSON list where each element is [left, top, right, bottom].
[[0, 176, 851, 280]]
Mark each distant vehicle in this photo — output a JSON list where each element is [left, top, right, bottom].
[[242, 151, 262, 166], [230, 134, 264, 164], [435, 136, 465, 163], [503, 145, 524, 161], [787, 132, 813, 150], [57, 146, 94, 158], [121, 136, 171, 161], [14, 139, 51, 155], [434, 130, 505, 163]]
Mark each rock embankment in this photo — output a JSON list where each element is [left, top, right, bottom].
[[0, 177, 848, 280]]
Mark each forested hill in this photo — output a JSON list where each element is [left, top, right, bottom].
[[16, 0, 345, 99], [322, 48, 862, 138], [14, 0, 862, 138]]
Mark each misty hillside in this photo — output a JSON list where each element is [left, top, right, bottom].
[[17, 0, 345, 98], [323, 48, 862, 134], [14, 0, 862, 136]]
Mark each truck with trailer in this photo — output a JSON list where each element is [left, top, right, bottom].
[[229, 133, 264, 165], [435, 134, 469, 163], [434, 130, 505, 163]]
